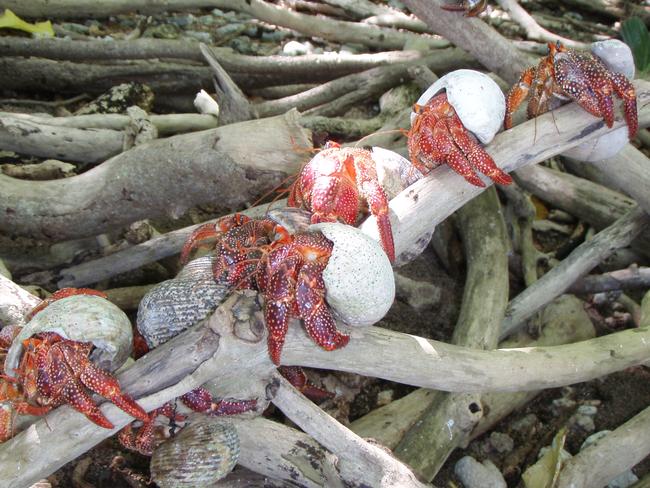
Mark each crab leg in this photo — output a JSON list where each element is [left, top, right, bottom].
[[610, 72, 638, 138], [78, 362, 148, 423], [505, 67, 536, 129], [296, 261, 350, 353], [447, 117, 512, 186], [180, 214, 251, 265], [348, 157, 396, 263], [181, 388, 257, 416], [264, 255, 300, 365]]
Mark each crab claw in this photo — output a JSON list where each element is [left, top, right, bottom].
[[180, 387, 257, 416], [180, 214, 252, 265], [77, 358, 148, 424], [296, 261, 350, 352]]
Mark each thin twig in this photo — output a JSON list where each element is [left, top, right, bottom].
[[501, 206, 650, 338]]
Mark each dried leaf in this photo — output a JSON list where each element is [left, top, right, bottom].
[[522, 428, 568, 488]]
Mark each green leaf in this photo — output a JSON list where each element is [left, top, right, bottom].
[[0, 9, 54, 37], [621, 17, 650, 74]]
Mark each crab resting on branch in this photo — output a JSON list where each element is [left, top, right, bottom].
[[505, 41, 638, 138], [288, 141, 396, 263], [408, 70, 512, 187], [180, 213, 395, 365]]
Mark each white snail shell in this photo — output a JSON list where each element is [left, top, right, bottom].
[[562, 40, 635, 162], [4, 294, 133, 377], [311, 222, 395, 326], [411, 69, 506, 144], [150, 418, 240, 487]]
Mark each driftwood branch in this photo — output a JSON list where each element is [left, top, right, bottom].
[[514, 164, 650, 259], [558, 405, 650, 488], [53, 79, 650, 287], [271, 374, 427, 488], [568, 265, 650, 294], [494, 0, 587, 49], [1, 284, 649, 485], [394, 187, 509, 480], [0, 114, 125, 164], [2, 112, 219, 137], [351, 295, 595, 449], [402, 0, 531, 84], [501, 206, 650, 338], [0, 275, 41, 326], [0, 111, 310, 241], [359, 79, 650, 259]]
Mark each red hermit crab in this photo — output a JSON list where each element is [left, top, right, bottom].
[[288, 141, 396, 263], [180, 213, 394, 365], [505, 41, 638, 138], [407, 70, 512, 187], [0, 288, 148, 441]]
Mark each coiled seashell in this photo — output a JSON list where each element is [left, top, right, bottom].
[[137, 255, 229, 349], [4, 294, 133, 377], [150, 418, 240, 487], [311, 222, 395, 326]]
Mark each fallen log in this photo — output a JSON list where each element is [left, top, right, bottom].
[[0, 111, 310, 241]]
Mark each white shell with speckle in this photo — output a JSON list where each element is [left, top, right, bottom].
[[311, 223, 395, 326], [563, 40, 636, 162], [410, 69, 506, 144], [4, 295, 133, 377]]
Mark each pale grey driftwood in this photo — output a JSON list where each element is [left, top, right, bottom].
[[271, 374, 428, 488], [1, 112, 218, 137], [0, 111, 310, 241], [394, 187, 509, 480], [402, 0, 531, 84], [0, 275, 41, 326], [58, 79, 650, 287], [501, 206, 650, 338], [359, 79, 650, 262], [1, 288, 649, 486], [0, 115, 124, 164]]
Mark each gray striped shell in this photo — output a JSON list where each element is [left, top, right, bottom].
[[150, 418, 240, 487], [137, 256, 229, 348]]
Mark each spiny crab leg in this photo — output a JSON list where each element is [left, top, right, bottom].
[[180, 214, 252, 265], [296, 261, 350, 352]]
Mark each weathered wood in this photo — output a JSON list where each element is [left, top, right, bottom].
[[0, 111, 310, 241], [502, 206, 650, 338]]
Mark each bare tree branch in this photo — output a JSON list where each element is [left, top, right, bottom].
[[0, 111, 310, 241], [502, 206, 650, 338]]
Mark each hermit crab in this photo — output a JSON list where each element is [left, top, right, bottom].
[[179, 213, 395, 365], [505, 41, 637, 139], [0, 288, 148, 440], [407, 69, 512, 187], [288, 141, 396, 263]]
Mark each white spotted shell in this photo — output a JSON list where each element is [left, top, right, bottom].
[[411, 69, 506, 144], [4, 294, 133, 377], [151, 418, 240, 488], [311, 222, 395, 326]]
